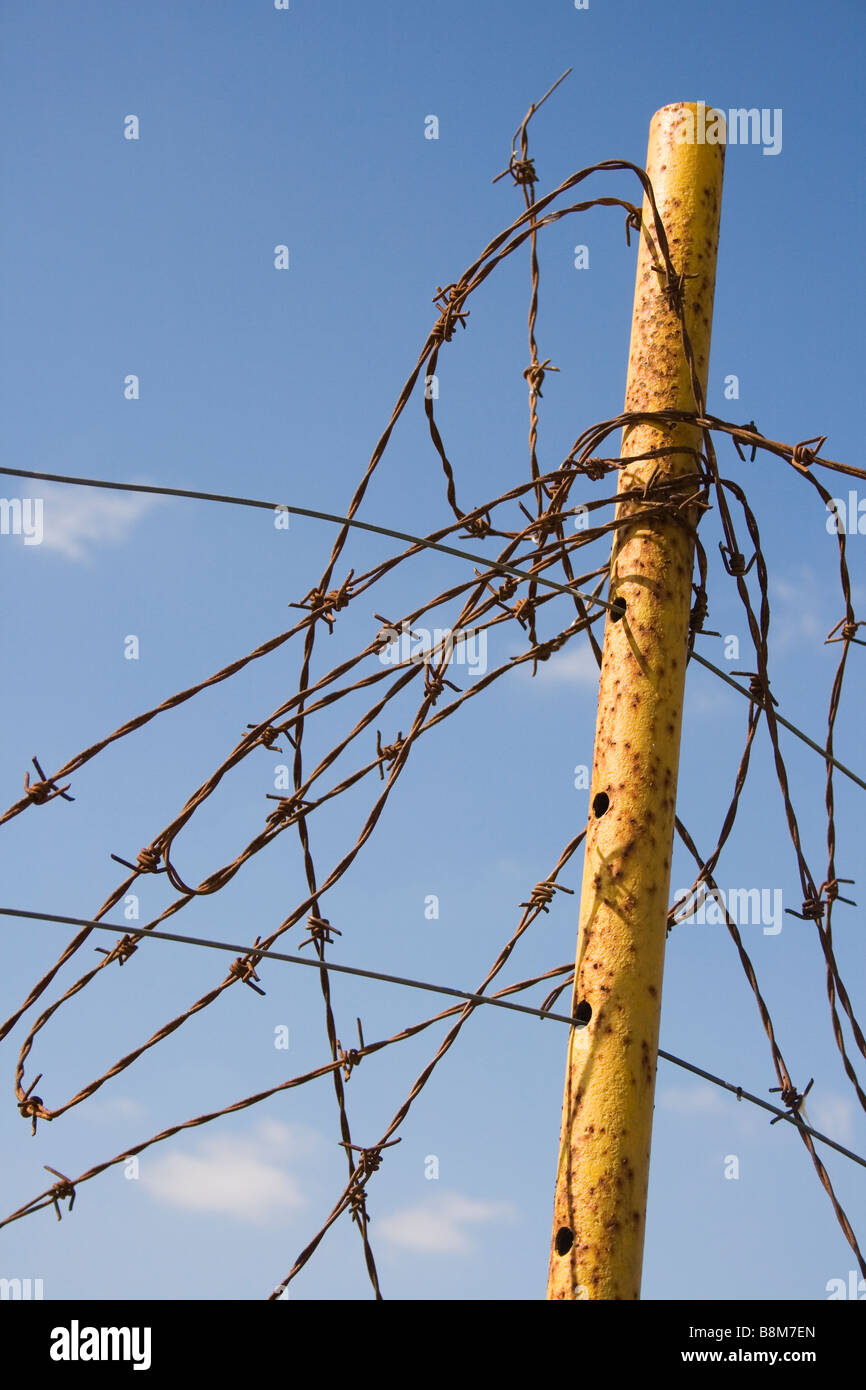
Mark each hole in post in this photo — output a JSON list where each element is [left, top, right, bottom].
[[574, 1000, 592, 1026], [592, 792, 610, 818], [555, 1226, 574, 1256], [610, 596, 627, 622]]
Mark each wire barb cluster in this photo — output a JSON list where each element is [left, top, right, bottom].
[[1, 78, 864, 1297]]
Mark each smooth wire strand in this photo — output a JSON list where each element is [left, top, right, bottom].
[[688, 651, 866, 792], [0, 465, 618, 614], [2, 464, 864, 793], [2, 905, 863, 1171]]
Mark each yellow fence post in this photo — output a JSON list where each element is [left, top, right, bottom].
[[547, 102, 725, 1300]]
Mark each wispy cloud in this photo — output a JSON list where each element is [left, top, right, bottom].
[[769, 570, 825, 654], [516, 641, 601, 688], [807, 1091, 855, 1144], [36, 484, 159, 561], [683, 682, 731, 716], [86, 1095, 149, 1126], [658, 1084, 726, 1116], [142, 1120, 319, 1225], [378, 1191, 517, 1254]]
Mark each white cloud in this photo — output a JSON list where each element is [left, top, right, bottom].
[[517, 641, 601, 687], [378, 1191, 517, 1254], [807, 1091, 855, 1144], [684, 682, 730, 716], [37, 484, 159, 561], [659, 1084, 726, 1115], [769, 570, 824, 654], [142, 1120, 318, 1225], [86, 1095, 148, 1125]]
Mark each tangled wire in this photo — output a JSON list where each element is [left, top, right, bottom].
[[0, 76, 864, 1297]]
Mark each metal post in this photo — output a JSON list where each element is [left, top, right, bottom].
[[547, 102, 725, 1300]]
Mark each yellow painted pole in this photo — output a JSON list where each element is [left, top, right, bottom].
[[547, 103, 724, 1300]]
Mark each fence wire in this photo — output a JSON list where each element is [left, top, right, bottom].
[[1, 78, 864, 1297]]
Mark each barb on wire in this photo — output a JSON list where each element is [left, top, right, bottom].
[[1, 86, 864, 1298]]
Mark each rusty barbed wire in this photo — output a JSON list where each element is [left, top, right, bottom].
[[1, 81, 864, 1298]]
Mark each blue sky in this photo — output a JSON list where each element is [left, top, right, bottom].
[[0, 0, 864, 1301]]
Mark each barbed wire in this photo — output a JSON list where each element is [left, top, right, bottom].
[[0, 468, 860, 790], [2, 78, 863, 1295], [1, 903, 864, 1171]]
